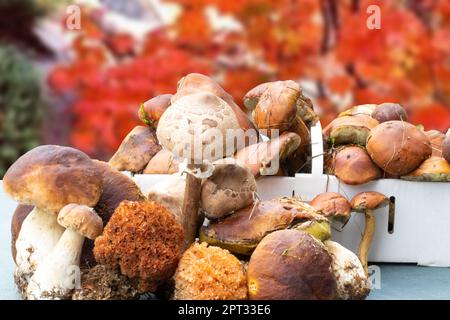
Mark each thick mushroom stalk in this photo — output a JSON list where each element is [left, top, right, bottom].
[[351, 192, 389, 276], [26, 204, 103, 300], [182, 164, 202, 246]]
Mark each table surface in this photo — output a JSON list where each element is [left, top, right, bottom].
[[2, 181, 450, 300]]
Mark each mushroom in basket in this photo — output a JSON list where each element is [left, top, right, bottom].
[[310, 192, 351, 224], [444, 129, 450, 164]]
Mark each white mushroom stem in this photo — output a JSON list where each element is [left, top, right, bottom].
[[26, 228, 84, 300], [15, 207, 64, 280], [182, 164, 202, 249], [358, 209, 375, 277]]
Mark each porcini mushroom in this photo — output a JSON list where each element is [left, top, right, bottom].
[[26, 204, 103, 300], [371, 103, 408, 123], [401, 156, 450, 182], [351, 191, 389, 276], [3, 145, 103, 290], [444, 129, 450, 164], [139, 94, 172, 128], [201, 159, 257, 219], [367, 121, 432, 175], [425, 130, 445, 157], [323, 115, 379, 146], [310, 192, 351, 224], [247, 229, 338, 300]]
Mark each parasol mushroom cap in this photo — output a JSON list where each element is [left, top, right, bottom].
[[401, 156, 450, 182], [310, 192, 351, 222], [57, 204, 103, 240], [324, 115, 379, 146], [351, 192, 389, 213], [367, 121, 432, 176], [201, 159, 257, 219], [371, 103, 408, 123], [332, 145, 381, 185]]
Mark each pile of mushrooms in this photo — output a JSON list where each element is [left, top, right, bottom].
[[323, 102, 450, 184]]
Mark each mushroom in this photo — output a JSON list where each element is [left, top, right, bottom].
[[26, 204, 103, 300], [143, 149, 180, 174], [173, 242, 247, 300], [324, 240, 370, 300], [323, 114, 379, 146], [338, 104, 377, 117], [139, 94, 172, 128], [371, 103, 408, 123], [94, 200, 184, 292], [199, 197, 327, 255], [331, 145, 381, 185], [350, 191, 389, 276], [401, 156, 450, 182], [109, 126, 161, 173], [444, 129, 450, 164], [367, 121, 432, 175], [11, 204, 33, 264], [3, 145, 103, 290], [247, 229, 338, 300], [157, 91, 248, 248], [234, 131, 301, 176], [425, 130, 445, 157], [310, 192, 352, 224], [201, 159, 257, 219], [243, 82, 271, 111]]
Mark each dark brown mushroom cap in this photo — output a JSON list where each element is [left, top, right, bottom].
[[324, 115, 379, 146], [371, 103, 408, 123], [247, 229, 338, 300], [444, 130, 450, 164], [351, 192, 389, 212], [11, 204, 33, 262], [425, 130, 445, 157], [332, 145, 381, 185], [58, 204, 103, 240], [310, 192, 351, 220], [401, 156, 450, 182], [3, 145, 103, 213], [108, 126, 161, 173], [367, 121, 432, 176]]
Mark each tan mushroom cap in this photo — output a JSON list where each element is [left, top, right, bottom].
[[338, 104, 377, 118], [444, 129, 450, 163], [58, 204, 103, 240], [3, 145, 103, 213], [143, 149, 180, 174], [351, 192, 389, 213], [401, 156, 450, 182], [425, 130, 445, 157], [310, 192, 351, 220]]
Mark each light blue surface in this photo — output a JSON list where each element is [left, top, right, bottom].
[[1, 181, 450, 300]]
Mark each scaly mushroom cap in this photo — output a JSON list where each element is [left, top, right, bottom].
[[139, 94, 172, 127], [444, 130, 450, 163], [247, 230, 338, 300], [367, 121, 432, 176], [58, 204, 103, 240], [310, 192, 351, 221], [371, 103, 408, 123], [338, 104, 377, 117], [324, 115, 379, 146], [332, 146, 381, 185], [3, 145, 103, 213], [173, 242, 247, 300], [425, 130, 445, 157], [157, 92, 243, 163], [201, 159, 257, 219], [143, 149, 180, 174], [401, 156, 450, 182], [351, 192, 389, 212], [108, 126, 161, 173]]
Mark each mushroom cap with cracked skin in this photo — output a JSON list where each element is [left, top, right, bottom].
[[324, 115, 379, 146], [425, 130, 445, 157], [444, 130, 450, 164], [201, 159, 257, 219], [310, 192, 351, 221], [58, 204, 103, 240], [94, 201, 184, 293], [247, 229, 338, 300], [157, 92, 243, 163], [173, 242, 247, 300], [351, 192, 389, 213], [3, 145, 103, 213], [371, 103, 408, 123], [108, 126, 161, 173], [367, 121, 432, 176], [332, 145, 381, 185], [401, 156, 450, 182]]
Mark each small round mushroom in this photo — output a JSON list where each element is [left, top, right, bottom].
[[201, 159, 257, 219], [351, 192, 389, 276], [401, 156, 450, 182], [143, 149, 180, 174], [139, 94, 172, 128], [371, 103, 408, 123], [323, 114, 379, 146], [332, 146, 381, 185], [26, 204, 103, 300], [310, 192, 351, 223], [443, 129, 450, 164], [367, 121, 432, 175], [247, 230, 338, 300], [324, 240, 370, 300]]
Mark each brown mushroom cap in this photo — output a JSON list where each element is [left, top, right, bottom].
[[371, 103, 408, 123], [11, 204, 33, 262], [109, 126, 161, 173], [310, 192, 351, 221], [324, 115, 379, 146], [444, 130, 450, 164], [201, 159, 257, 219], [243, 82, 271, 111], [351, 192, 389, 212], [139, 94, 172, 127], [3, 145, 103, 213], [247, 229, 338, 300], [143, 149, 180, 174], [332, 145, 381, 185], [58, 204, 103, 240], [367, 121, 432, 176], [425, 130, 445, 157], [401, 156, 450, 182]]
